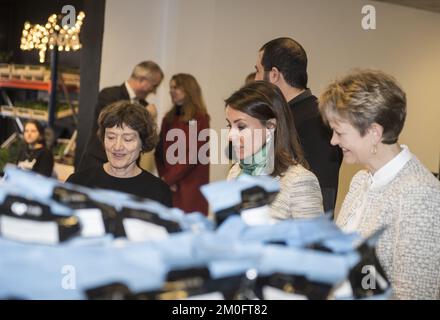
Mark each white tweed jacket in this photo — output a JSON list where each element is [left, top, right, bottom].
[[337, 155, 440, 299], [227, 163, 323, 220]]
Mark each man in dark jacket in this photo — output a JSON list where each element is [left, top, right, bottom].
[[78, 61, 163, 171], [255, 37, 342, 214]]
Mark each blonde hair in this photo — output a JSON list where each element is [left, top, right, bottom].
[[319, 69, 406, 144]]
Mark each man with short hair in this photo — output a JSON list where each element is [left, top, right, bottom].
[[78, 61, 163, 171], [255, 37, 342, 214]]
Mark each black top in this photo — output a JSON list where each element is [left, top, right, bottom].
[[78, 84, 149, 171], [16, 146, 54, 177], [66, 165, 172, 207], [288, 89, 342, 189]]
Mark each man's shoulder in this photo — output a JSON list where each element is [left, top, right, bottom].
[[287, 90, 318, 107], [96, 84, 128, 112], [288, 93, 320, 123], [99, 84, 127, 95]]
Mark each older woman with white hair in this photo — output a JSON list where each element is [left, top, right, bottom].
[[319, 69, 440, 299]]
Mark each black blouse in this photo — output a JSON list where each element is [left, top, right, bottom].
[[66, 165, 172, 207], [16, 146, 54, 177]]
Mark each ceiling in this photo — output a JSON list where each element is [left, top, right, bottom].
[[374, 0, 440, 14]]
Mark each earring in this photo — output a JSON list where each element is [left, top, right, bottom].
[[372, 144, 377, 155], [266, 128, 275, 145]]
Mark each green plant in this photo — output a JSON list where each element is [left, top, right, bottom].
[[14, 100, 76, 112], [0, 138, 25, 173], [0, 148, 9, 174], [53, 142, 67, 158]]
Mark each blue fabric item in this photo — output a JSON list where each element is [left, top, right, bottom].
[[66, 234, 115, 247], [201, 174, 279, 213], [0, 173, 72, 216], [215, 216, 248, 238], [95, 192, 213, 233], [4, 165, 61, 199], [209, 259, 258, 279], [75, 183, 214, 233], [217, 215, 360, 252], [180, 212, 215, 232], [153, 231, 264, 280], [148, 231, 263, 272], [0, 169, 390, 300], [146, 232, 200, 269], [3, 165, 214, 234], [191, 233, 264, 262], [257, 245, 360, 284], [0, 226, 381, 299], [319, 233, 360, 253], [0, 181, 12, 203], [0, 238, 166, 299]]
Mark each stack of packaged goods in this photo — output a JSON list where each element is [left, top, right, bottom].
[[0, 165, 391, 300]]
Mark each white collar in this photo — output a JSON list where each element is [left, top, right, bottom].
[[125, 81, 137, 101], [369, 145, 412, 189]]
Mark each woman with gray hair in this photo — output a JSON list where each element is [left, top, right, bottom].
[[319, 69, 440, 299]]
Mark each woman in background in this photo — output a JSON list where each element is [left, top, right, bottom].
[[155, 73, 210, 215], [16, 119, 53, 177]]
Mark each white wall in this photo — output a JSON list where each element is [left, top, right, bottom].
[[100, 0, 440, 211]]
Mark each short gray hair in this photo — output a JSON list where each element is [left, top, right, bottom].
[[319, 69, 406, 144], [130, 60, 164, 81]]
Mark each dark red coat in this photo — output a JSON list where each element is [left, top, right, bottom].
[[155, 112, 210, 215]]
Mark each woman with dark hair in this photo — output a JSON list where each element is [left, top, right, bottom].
[[67, 100, 171, 206], [16, 119, 53, 177], [155, 73, 210, 215], [225, 81, 323, 219], [319, 69, 440, 299]]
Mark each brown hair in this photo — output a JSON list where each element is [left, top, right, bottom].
[[97, 100, 158, 153], [225, 81, 308, 177], [24, 119, 46, 146], [260, 37, 308, 89], [245, 72, 256, 85], [319, 69, 406, 144], [164, 73, 209, 123]]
